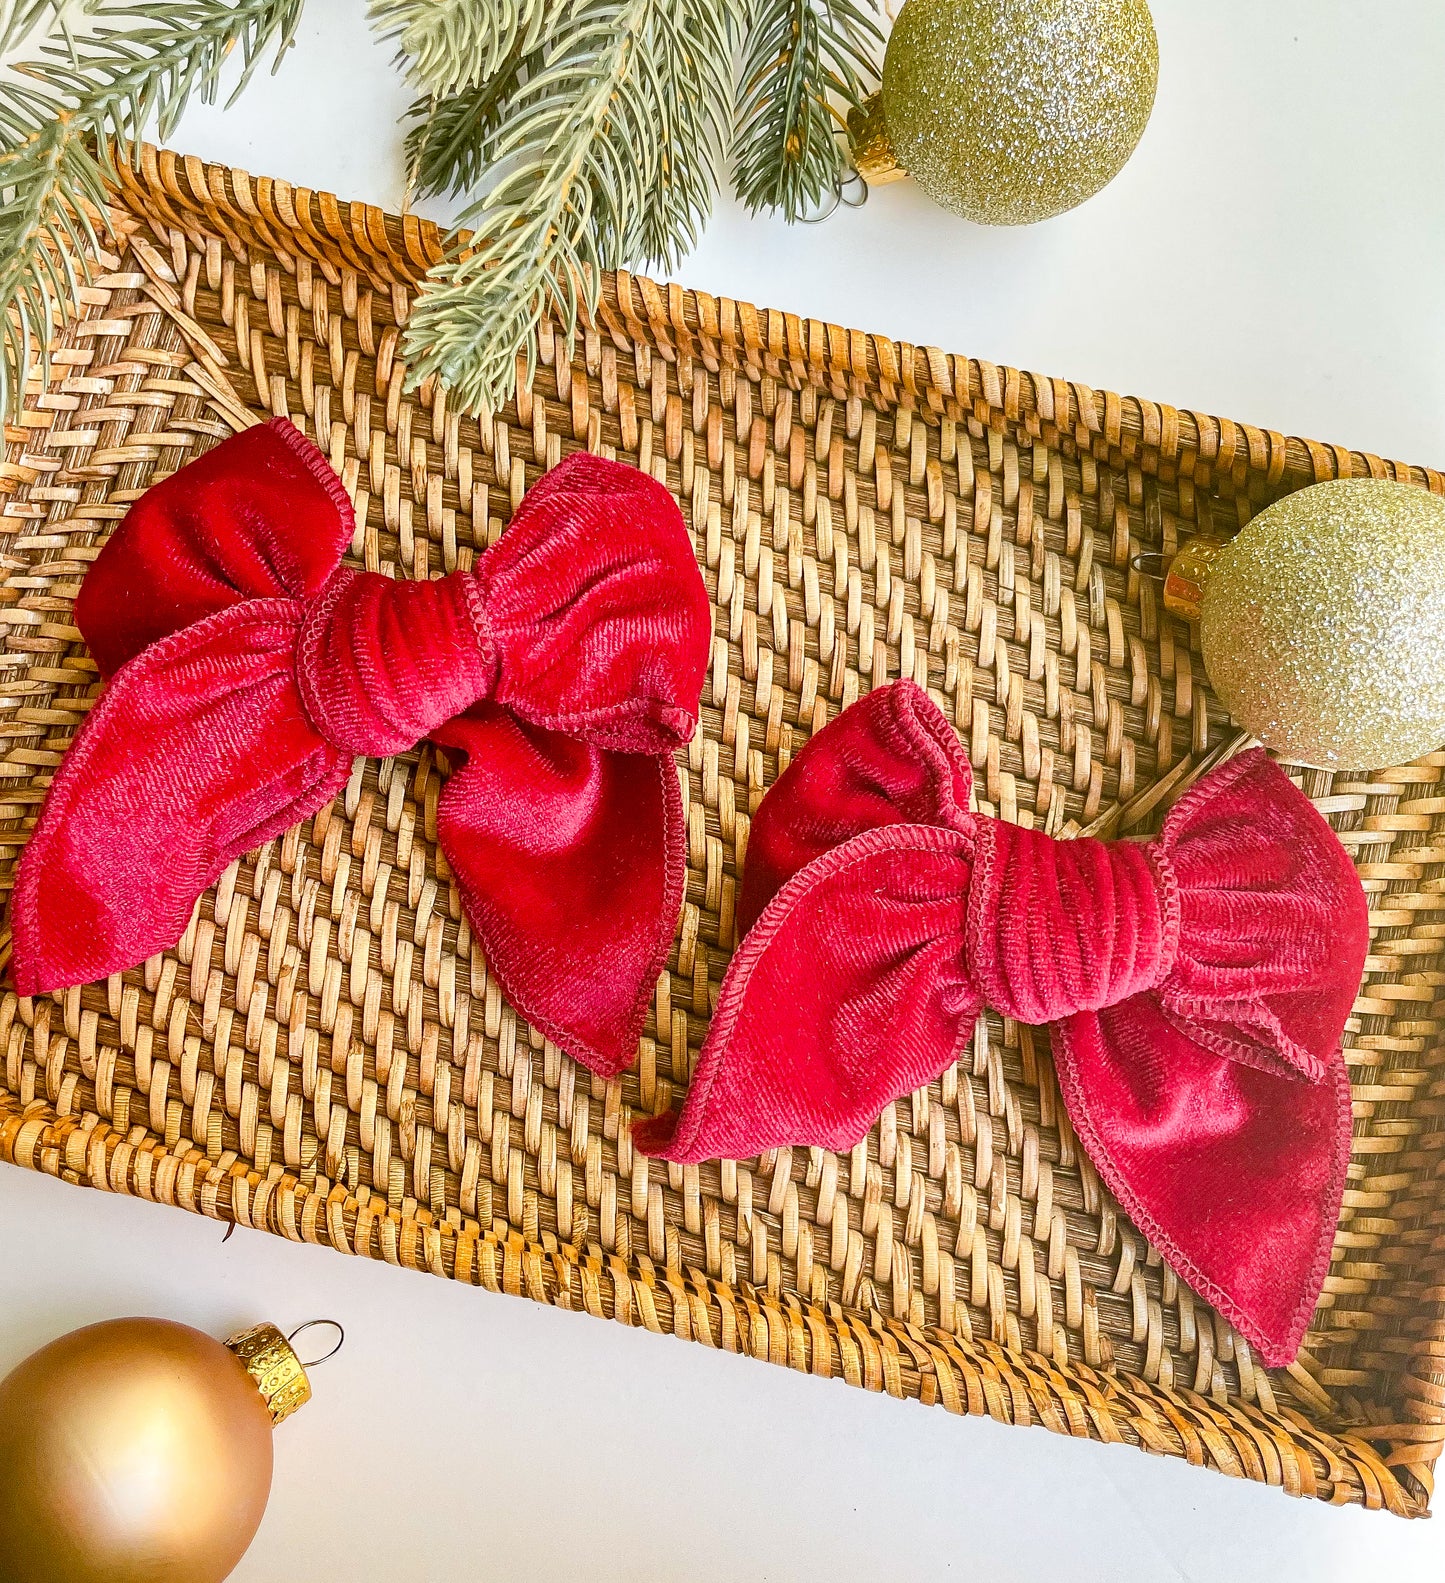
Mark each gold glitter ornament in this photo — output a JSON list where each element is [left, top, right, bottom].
[[880, 0, 1158, 225], [1190, 480, 1445, 769]]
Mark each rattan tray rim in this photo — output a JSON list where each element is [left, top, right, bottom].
[[0, 143, 1439, 1520]]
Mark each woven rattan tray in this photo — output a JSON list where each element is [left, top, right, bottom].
[[3, 149, 1443, 1516]]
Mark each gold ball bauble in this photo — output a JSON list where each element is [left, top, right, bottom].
[[882, 0, 1159, 224], [1200, 479, 1445, 769], [0, 1319, 274, 1583]]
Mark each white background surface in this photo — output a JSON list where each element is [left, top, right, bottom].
[[3, 3, 1445, 1579]]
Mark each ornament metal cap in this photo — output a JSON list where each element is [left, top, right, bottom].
[[225, 1323, 313, 1426], [847, 92, 906, 185], [1159, 538, 1227, 624]]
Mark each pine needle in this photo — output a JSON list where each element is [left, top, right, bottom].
[[733, 0, 884, 220], [402, 0, 742, 417], [0, 0, 66, 56]]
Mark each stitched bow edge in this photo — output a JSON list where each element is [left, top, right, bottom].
[[634, 820, 979, 1159], [1050, 1019, 1353, 1367], [268, 416, 358, 533]]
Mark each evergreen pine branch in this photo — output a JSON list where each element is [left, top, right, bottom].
[[402, 0, 740, 417], [403, 43, 540, 201], [18, 0, 304, 146], [0, 0, 302, 419], [619, 2, 738, 266], [369, 0, 549, 97], [733, 0, 884, 220], [0, 93, 108, 418]]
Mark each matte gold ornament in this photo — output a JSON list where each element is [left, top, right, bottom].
[[877, 0, 1158, 224], [1165, 480, 1445, 769], [0, 1316, 335, 1583]]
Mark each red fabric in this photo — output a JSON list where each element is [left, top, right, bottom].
[[636, 679, 1368, 1366], [12, 418, 711, 1077]]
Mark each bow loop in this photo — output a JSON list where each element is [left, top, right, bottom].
[[740, 679, 972, 931], [74, 418, 354, 678], [478, 452, 712, 753], [1149, 748, 1369, 1082]]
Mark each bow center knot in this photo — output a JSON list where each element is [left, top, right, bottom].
[[966, 818, 1177, 1024], [297, 567, 497, 757]]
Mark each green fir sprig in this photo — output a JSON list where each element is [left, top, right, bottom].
[[733, 0, 885, 220], [0, 0, 889, 422], [400, 0, 743, 417], [20, 0, 303, 147], [370, 0, 549, 97], [0, 0, 302, 417], [394, 0, 886, 414], [0, 91, 108, 417], [404, 43, 540, 202]]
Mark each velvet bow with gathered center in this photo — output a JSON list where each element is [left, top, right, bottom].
[[635, 679, 1369, 1365], [11, 418, 712, 1076]]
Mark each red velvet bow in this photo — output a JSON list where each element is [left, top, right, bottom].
[[11, 419, 711, 1075], [636, 680, 1368, 1365]]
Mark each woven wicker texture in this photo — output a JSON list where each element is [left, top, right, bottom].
[[2, 150, 1443, 1516]]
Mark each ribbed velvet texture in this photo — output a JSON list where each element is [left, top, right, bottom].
[[635, 679, 1369, 1365], [11, 419, 712, 1076]]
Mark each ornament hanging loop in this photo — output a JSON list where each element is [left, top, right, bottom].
[[288, 1319, 345, 1368], [1128, 540, 1226, 623], [798, 186, 840, 225], [802, 167, 872, 225], [839, 169, 870, 209]]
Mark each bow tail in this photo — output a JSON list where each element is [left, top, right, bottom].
[[11, 605, 352, 995], [433, 708, 687, 1077], [635, 824, 981, 1162], [1051, 996, 1351, 1367]]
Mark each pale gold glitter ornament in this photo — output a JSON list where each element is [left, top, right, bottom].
[[1194, 479, 1445, 769], [881, 0, 1158, 225]]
